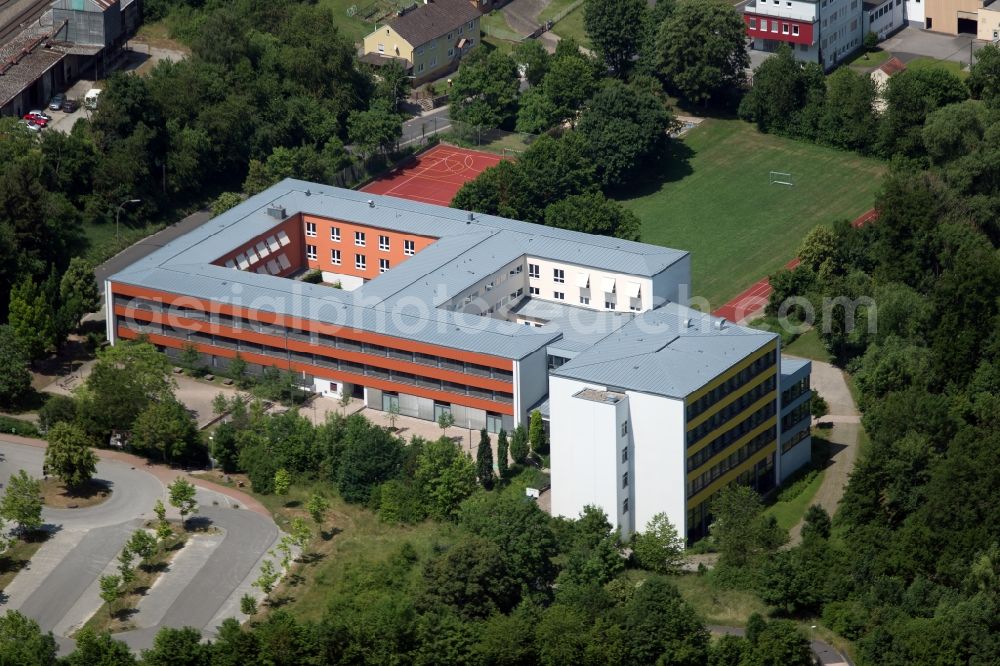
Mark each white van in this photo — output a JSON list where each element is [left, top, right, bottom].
[[84, 88, 102, 110]]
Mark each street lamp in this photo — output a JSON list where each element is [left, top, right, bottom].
[[115, 198, 141, 244]]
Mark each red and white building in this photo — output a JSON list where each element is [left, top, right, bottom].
[[745, 0, 864, 69]]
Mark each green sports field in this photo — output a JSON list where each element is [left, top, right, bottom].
[[619, 119, 886, 308]]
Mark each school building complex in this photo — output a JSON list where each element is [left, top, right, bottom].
[[105, 180, 812, 542]]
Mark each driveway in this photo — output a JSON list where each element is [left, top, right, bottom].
[[879, 26, 978, 64], [0, 437, 281, 653]]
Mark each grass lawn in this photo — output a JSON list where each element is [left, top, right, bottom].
[[319, 0, 413, 45], [41, 479, 111, 509], [783, 328, 833, 363], [0, 535, 49, 592], [549, 4, 591, 49], [668, 572, 768, 627], [906, 57, 969, 79], [619, 119, 886, 308], [539, 0, 584, 22], [846, 48, 891, 69], [481, 10, 524, 43], [82, 220, 167, 266], [764, 467, 825, 531]]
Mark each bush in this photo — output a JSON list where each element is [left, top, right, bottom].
[[301, 269, 323, 284], [38, 395, 78, 433], [822, 600, 867, 639], [0, 416, 39, 437], [776, 468, 818, 503], [376, 479, 427, 524]]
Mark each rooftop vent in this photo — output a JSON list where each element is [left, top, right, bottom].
[[715, 318, 727, 330], [468, 212, 474, 221], [368, 199, 375, 208], [266, 205, 286, 219], [683, 317, 691, 328]]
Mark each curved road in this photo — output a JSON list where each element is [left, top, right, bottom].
[[0, 438, 280, 653]]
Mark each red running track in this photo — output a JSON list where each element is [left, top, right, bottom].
[[360, 144, 503, 206], [712, 209, 877, 323]]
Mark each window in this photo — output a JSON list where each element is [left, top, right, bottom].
[[379, 258, 390, 273], [530, 286, 540, 295], [622, 472, 629, 488], [418, 63, 424, 73], [458, 25, 463, 34], [331, 249, 341, 265], [377, 43, 384, 53], [553, 268, 564, 283], [580, 296, 590, 305], [528, 263, 540, 278], [305, 221, 316, 237], [771, 21, 778, 32], [621, 420, 629, 437], [355, 254, 366, 270], [622, 498, 629, 513], [792, 24, 799, 35], [621, 447, 628, 463], [448, 48, 454, 57], [416, 46, 424, 55], [430, 57, 437, 67], [553, 291, 564, 300], [447, 32, 453, 40], [467, 20, 474, 29], [330, 226, 340, 242], [605, 301, 615, 310], [760, 19, 767, 30], [379, 235, 390, 251], [404, 239, 415, 256], [782, 23, 789, 34], [355, 231, 366, 246], [749, 18, 756, 29], [306, 244, 317, 260]]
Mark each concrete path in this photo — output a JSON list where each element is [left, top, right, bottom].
[[130, 532, 223, 628], [502, 0, 547, 36], [785, 360, 861, 543]]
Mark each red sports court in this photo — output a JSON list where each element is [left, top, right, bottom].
[[360, 144, 502, 206]]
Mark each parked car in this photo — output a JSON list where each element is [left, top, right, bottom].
[[19, 119, 41, 132], [48, 93, 65, 110], [28, 109, 51, 121], [23, 113, 47, 127], [61, 99, 79, 113]]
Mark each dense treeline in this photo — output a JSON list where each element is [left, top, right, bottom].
[[755, 47, 1000, 663]]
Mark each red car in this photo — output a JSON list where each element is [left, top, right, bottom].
[[23, 112, 48, 127]]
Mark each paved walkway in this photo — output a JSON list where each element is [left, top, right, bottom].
[[786, 360, 861, 543]]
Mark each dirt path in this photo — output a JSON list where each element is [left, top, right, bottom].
[[502, 0, 548, 35], [788, 360, 861, 543]]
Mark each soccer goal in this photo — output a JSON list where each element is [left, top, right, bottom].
[[769, 171, 794, 186], [502, 147, 525, 159]]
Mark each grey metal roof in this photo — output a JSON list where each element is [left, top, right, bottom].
[[109, 180, 687, 361], [780, 356, 811, 378], [384, 0, 482, 47], [509, 298, 634, 357], [553, 304, 778, 399]]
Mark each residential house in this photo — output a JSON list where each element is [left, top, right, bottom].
[[871, 56, 906, 112], [362, 0, 482, 84]]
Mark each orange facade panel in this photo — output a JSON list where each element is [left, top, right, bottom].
[[117, 327, 514, 416], [110, 283, 514, 371]]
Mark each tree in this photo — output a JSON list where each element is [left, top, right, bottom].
[[584, 0, 647, 76], [738, 46, 823, 136], [797, 224, 838, 273], [130, 397, 199, 462], [373, 61, 411, 112], [65, 628, 136, 666], [386, 401, 400, 430], [240, 594, 258, 617], [420, 537, 518, 619], [99, 574, 122, 615], [117, 547, 136, 590], [476, 428, 494, 490], [528, 410, 546, 456], [127, 529, 158, 565], [0, 325, 31, 405], [921, 101, 985, 164], [620, 576, 711, 664], [8, 278, 55, 360], [1, 470, 42, 535], [745, 619, 813, 666], [211, 192, 243, 216], [631, 512, 686, 574], [510, 424, 529, 463], [306, 493, 330, 526], [514, 39, 550, 86], [801, 504, 832, 542], [437, 410, 455, 434], [879, 67, 969, 157], [515, 87, 559, 134], [451, 159, 533, 219], [44, 422, 98, 490], [337, 420, 404, 503], [140, 626, 211, 666], [37, 394, 76, 433], [710, 485, 787, 571], [541, 55, 598, 127], [577, 80, 673, 188], [544, 191, 641, 240], [968, 43, 1000, 107], [154, 499, 173, 541], [656, 0, 749, 105], [817, 67, 878, 152], [253, 559, 280, 597], [0, 610, 58, 666], [59, 257, 99, 324], [414, 437, 477, 520], [273, 468, 291, 496], [347, 98, 401, 161], [810, 390, 829, 419], [450, 49, 520, 131], [496, 429, 509, 480], [168, 477, 198, 528], [863, 31, 878, 53]]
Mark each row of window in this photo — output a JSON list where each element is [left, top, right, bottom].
[[303, 223, 417, 255], [781, 376, 810, 406], [781, 402, 811, 432], [306, 247, 390, 273], [749, 17, 801, 36], [687, 375, 777, 447], [686, 454, 775, 542], [687, 426, 777, 499], [122, 319, 513, 403], [782, 427, 810, 454], [113, 296, 512, 380], [687, 398, 778, 471], [686, 349, 777, 421]]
